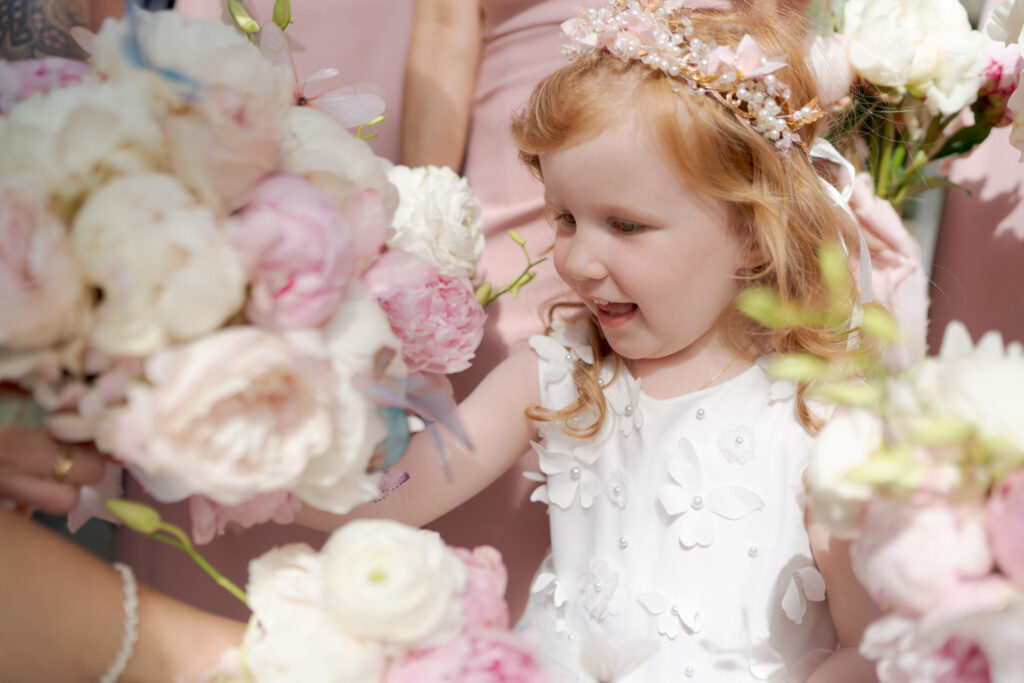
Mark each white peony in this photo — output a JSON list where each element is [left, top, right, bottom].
[[95, 325, 382, 510], [806, 407, 884, 538], [385, 164, 483, 278], [71, 173, 246, 356], [0, 177, 88, 350], [84, 11, 292, 116], [244, 544, 386, 683], [290, 283, 398, 513], [279, 106, 398, 223], [843, 0, 988, 114], [889, 321, 1024, 453], [0, 80, 166, 207], [320, 519, 467, 648]]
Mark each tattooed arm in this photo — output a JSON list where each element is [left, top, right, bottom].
[[0, 0, 122, 60]]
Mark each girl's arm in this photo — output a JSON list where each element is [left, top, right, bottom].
[[399, 0, 482, 170], [805, 513, 882, 683], [296, 347, 541, 532]]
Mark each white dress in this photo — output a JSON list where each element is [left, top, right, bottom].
[[516, 320, 837, 682]]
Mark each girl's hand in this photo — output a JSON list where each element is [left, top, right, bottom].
[[0, 427, 106, 516]]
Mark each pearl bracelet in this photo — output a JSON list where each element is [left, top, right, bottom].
[[99, 562, 139, 683]]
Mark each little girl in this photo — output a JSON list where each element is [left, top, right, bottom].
[[301, 2, 880, 680]]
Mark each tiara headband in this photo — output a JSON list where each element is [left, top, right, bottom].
[[561, 0, 824, 154]]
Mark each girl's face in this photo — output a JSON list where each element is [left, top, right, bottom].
[[540, 120, 747, 374]]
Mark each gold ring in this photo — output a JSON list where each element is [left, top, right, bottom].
[[50, 444, 74, 481]]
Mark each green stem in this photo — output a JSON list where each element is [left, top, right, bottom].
[[876, 117, 895, 199], [482, 238, 547, 306], [150, 529, 249, 607]]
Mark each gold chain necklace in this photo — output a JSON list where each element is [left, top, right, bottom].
[[696, 354, 741, 392]]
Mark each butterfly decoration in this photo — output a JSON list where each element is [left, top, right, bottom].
[[257, 21, 386, 129], [354, 348, 472, 475], [118, 0, 203, 97]]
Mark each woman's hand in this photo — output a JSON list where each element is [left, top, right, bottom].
[[0, 426, 107, 516]]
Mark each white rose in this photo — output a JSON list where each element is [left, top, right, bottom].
[[320, 519, 467, 648], [843, 0, 988, 114], [245, 544, 385, 683], [0, 177, 88, 350], [71, 173, 245, 356], [386, 164, 483, 278], [279, 106, 398, 222], [806, 407, 884, 538], [95, 326, 377, 508], [0, 80, 166, 205], [85, 11, 292, 116]]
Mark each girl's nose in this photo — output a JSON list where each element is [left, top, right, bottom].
[[560, 229, 608, 283]]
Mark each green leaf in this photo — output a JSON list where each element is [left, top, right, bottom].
[[508, 230, 526, 246], [812, 381, 879, 406], [844, 448, 920, 489], [762, 353, 829, 382], [901, 176, 962, 200], [859, 303, 899, 344], [272, 0, 292, 30], [912, 416, 974, 445], [934, 123, 993, 160], [227, 0, 260, 34], [105, 499, 163, 535], [737, 287, 796, 328]]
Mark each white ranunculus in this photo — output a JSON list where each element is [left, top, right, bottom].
[[245, 544, 386, 683], [279, 106, 398, 223], [85, 11, 292, 116], [843, 0, 988, 114], [385, 164, 483, 278], [95, 326, 379, 508], [320, 519, 467, 648], [0, 177, 88, 349], [71, 173, 245, 356], [0, 80, 166, 206], [806, 407, 884, 538]]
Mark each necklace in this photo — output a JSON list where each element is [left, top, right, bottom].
[[696, 354, 741, 392]]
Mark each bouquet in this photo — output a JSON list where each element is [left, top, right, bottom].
[[0, 4, 541, 542], [741, 247, 1024, 682], [819, 0, 1023, 212]]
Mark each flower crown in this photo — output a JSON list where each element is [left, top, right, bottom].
[[561, 0, 824, 154]]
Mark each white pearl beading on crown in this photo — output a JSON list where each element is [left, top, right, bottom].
[[561, 0, 823, 154]]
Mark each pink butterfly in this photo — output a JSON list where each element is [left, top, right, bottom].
[[259, 22, 386, 128]]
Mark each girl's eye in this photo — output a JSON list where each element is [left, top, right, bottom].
[[552, 211, 576, 229], [609, 218, 644, 234]]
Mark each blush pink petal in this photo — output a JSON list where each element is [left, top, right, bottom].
[[988, 467, 1024, 588]]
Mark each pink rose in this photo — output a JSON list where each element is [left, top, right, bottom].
[[989, 467, 1024, 588], [189, 491, 301, 545], [229, 173, 355, 330], [0, 57, 89, 114], [452, 546, 510, 631], [383, 631, 548, 683], [850, 495, 994, 614], [362, 249, 485, 374], [163, 84, 283, 213]]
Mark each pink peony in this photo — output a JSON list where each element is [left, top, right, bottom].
[[189, 491, 301, 545], [850, 495, 994, 614], [383, 631, 549, 683], [229, 173, 355, 330], [0, 57, 89, 114], [452, 546, 510, 631], [976, 41, 1024, 128], [989, 467, 1024, 588], [361, 249, 485, 374]]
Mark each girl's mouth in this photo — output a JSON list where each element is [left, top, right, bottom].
[[594, 301, 638, 328]]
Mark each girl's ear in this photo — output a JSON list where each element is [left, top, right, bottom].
[[736, 243, 768, 274]]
